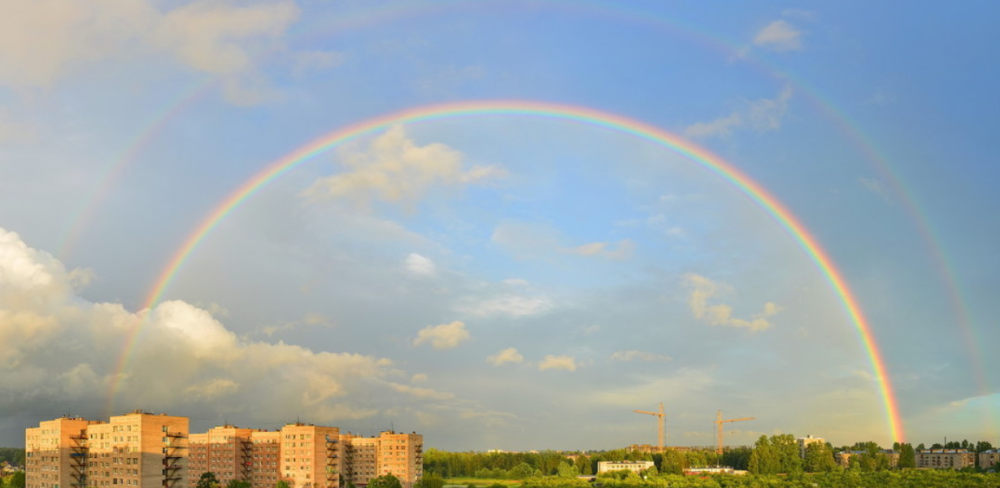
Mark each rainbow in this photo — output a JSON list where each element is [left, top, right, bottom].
[[115, 100, 905, 441]]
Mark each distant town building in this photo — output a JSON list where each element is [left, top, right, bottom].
[[915, 449, 974, 470], [980, 449, 1000, 470], [796, 435, 825, 458], [596, 461, 654, 474], [835, 450, 900, 469], [26, 415, 422, 488]]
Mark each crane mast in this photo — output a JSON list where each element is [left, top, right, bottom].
[[715, 410, 754, 455], [633, 402, 666, 450]]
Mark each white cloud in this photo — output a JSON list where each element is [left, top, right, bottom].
[[611, 350, 672, 362], [581, 325, 601, 336], [746, 86, 793, 131], [405, 253, 436, 275], [683, 113, 742, 139], [501, 278, 529, 287], [860, 178, 892, 202], [411, 373, 428, 383], [0, 0, 299, 94], [753, 20, 803, 52], [455, 293, 554, 318], [487, 347, 524, 366], [684, 273, 781, 332], [303, 125, 504, 207], [564, 239, 635, 260], [684, 86, 793, 139], [539, 355, 577, 372], [0, 226, 473, 425], [412, 321, 470, 350]]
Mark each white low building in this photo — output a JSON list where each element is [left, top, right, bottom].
[[597, 460, 655, 474]]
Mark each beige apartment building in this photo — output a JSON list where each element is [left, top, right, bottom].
[[979, 449, 1000, 470], [188, 425, 255, 488], [796, 436, 825, 458], [340, 432, 422, 488], [250, 431, 281, 488], [84, 411, 189, 488], [915, 449, 975, 469], [29, 416, 421, 488], [25, 417, 102, 488]]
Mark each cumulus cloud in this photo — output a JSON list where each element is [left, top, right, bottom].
[[412, 321, 470, 350], [753, 20, 803, 51], [303, 125, 504, 207], [539, 355, 577, 372], [564, 239, 635, 260], [611, 350, 672, 362], [487, 347, 523, 366], [684, 273, 781, 332], [455, 294, 554, 318], [0, 0, 299, 99], [0, 226, 462, 424], [405, 253, 436, 275], [684, 86, 793, 139]]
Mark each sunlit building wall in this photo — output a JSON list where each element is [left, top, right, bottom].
[[915, 449, 974, 469], [25, 417, 102, 488]]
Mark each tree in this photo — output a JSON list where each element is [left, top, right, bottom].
[[369, 474, 402, 488], [510, 463, 534, 479], [7, 472, 24, 488], [416, 474, 444, 488], [197, 473, 220, 488], [803, 442, 837, 473], [556, 461, 578, 478], [226, 480, 251, 488], [898, 443, 916, 469], [276, 481, 291, 488]]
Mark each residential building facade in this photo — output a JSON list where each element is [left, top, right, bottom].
[[27, 416, 420, 488], [979, 450, 1000, 470], [915, 449, 974, 470]]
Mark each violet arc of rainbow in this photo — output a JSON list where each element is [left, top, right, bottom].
[[121, 100, 904, 441]]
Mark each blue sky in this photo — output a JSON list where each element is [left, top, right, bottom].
[[1, 0, 999, 451]]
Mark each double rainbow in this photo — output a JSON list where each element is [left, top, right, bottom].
[[119, 100, 904, 441]]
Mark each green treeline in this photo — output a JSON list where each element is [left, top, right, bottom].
[[0, 449, 24, 467], [519, 471, 1000, 488], [423, 447, 753, 479]]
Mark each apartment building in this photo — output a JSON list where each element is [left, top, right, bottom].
[[979, 449, 1000, 470], [796, 436, 825, 458], [84, 411, 189, 488], [915, 449, 974, 469], [188, 425, 255, 488], [28, 416, 419, 488], [340, 432, 422, 488], [25, 417, 101, 488], [277, 423, 341, 488], [249, 431, 281, 488], [835, 450, 899, 469]]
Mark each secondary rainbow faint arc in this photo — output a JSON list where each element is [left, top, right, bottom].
[[123, 100, 904, 441]]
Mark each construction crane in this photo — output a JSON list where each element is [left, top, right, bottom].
[[633, 403, 666, 450], [715, 410, 754, 455]]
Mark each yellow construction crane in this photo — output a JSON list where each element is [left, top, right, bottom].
[[633, 403, 666, 450], [715, 410, 754, 455]]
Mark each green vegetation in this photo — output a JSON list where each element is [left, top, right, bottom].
[[196, 473, 220, 488], [1, 472, 26, 488], [0, 449, 24, 467], [369, 474, 402, 488]]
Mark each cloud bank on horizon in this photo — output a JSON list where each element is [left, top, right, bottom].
[[1, 0, 999, 450]]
